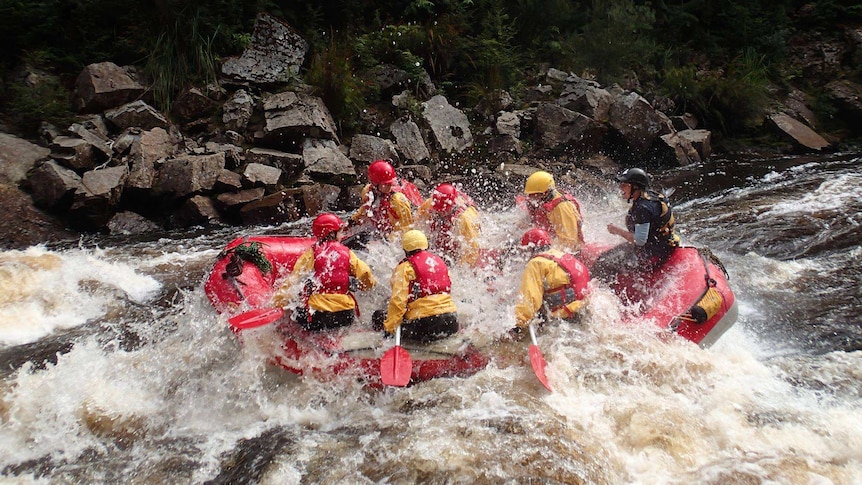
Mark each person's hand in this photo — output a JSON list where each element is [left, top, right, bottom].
[[507, 326, 525, 341], [607, 224, 622, 236]]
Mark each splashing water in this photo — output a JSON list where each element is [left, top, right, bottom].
[[0, 154, 860, 484]]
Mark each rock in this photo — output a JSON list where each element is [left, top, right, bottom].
[[72, 62, 145, 113], [223, 89, 255, 132], [154, 153, 225, 199], [302, 139, 357, 185], [348, 134, 399, 164], [239, 190, 301, 225], [27, 160, 84, 211], [608, 91, 674, 155], [171, 87, 218, 122], [104, 100, 169, 131], [242, 163, 283, 191], [0, 183, 77, 249], [535, 103, 606, 152], [0, 133, 51, 186], [496, 111, 521, 138], [246, 148, 304, 180], [421, 95, 473, 153], [107, 211, 161, 235], [261, 92, 340, 147], [171, 195, 222, 228], [50, 135, 98, 172], [767, 113, 831, 152], [221, 13, 308, 84], [390, 118, 430, 163]]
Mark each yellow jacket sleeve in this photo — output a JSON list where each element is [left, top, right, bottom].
[[456, 207, 482, 267], [514, 257, 548, 328], [350, 185, 373, 224], [384, 261, 414, 333], [389, 192, 415, 236], [415, 197, 433, 224], [549, 198, 582, 252], [350, 250, 376, 290], [271, 248, 314, 308]]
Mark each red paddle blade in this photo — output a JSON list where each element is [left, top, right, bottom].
[[380, 346, 412, 387], [229, 307, 285, 331], [529, 344, 552, 391]]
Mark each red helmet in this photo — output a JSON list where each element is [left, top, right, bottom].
[[312, 213, 344, 239], [520, 228, 551, 248], [431, 183, 457, 212], [368, 160, 397, 185]]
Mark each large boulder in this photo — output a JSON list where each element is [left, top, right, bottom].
[[421, 95, 473, 154], [221, 13, 308, 84], [260, 92, 340, 147], [0, 183, 77, 249], [390, 117, 431, 163], [0, 133, 51, 185], [72, 62, 145, 114], [767, 113, 831, 152]]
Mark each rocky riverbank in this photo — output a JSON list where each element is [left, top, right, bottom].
[[1, 13, 859, 250]]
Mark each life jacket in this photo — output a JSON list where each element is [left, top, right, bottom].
[[626, 190, 680, 250], [312, 241, 351, 293], [404, 250, 452, 302], [429, 203, 469, 255], [301, 241, 360, 318], [528, 191, 585, 244], [536, 251, 590, 317], [365, 182, 415, 235]]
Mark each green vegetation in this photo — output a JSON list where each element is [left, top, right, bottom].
[[1, 0, 860, 139]]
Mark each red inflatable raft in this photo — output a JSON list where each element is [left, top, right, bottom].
[[204, 235, 490, 386], [580, 244, 738, 348]]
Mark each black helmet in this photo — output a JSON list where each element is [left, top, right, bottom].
[[616, 168, 650, 189]]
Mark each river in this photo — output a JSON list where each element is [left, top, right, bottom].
[[0, 153, 859, 484]]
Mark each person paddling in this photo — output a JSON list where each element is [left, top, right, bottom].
[[511, 228, 590, 336], [374, 229, 459, 343], [271, 213, 376, 331]]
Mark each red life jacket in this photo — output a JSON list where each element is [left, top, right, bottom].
[[528, 192, 585, 244], [405, 250, 452, 301], [312, 241, 351, 293], [429, 204, 468, 255], [536, 251, 590, 316], [366, 183, 414, 235]]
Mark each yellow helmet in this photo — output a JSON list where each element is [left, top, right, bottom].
[[402, 229, 429, 252], [524, 170, 555, 194]]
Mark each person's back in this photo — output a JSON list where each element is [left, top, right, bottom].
[[513, 229, 589, 332], [272, 213, 376, 331], [381, 229, 459, 343]]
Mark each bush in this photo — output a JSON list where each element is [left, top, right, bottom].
[[661, 49, 771, 134]]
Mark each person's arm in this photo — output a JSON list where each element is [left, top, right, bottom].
[[549, 200, 581, 251], [513, 259, 546, 328], [349, 251, 377, 290], [389, 192, 414, 234], [271, 249, 313, 307], [457, 207, 482, 266], [415, 197, 432, 224], [607, 223, 634, 243], [349, 185, 372, 225], [383, 262, 413, 333]]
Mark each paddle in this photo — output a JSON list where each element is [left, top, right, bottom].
[[380, 326, 412, 387], [228, 307, 285, 332], [528, 324, 552, 391]]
